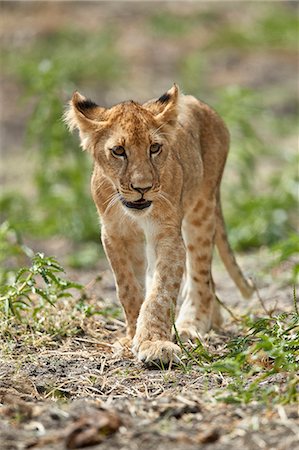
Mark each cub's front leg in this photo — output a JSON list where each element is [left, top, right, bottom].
[[101, 223, 145, 344], [132, 225, 185, 365]]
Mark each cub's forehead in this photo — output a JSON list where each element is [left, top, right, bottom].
[[107, 101, 159, 146]]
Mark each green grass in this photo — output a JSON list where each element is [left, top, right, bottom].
[[1, 28, 125, 242], [1, 6, 297, 257], [198, 86, 297, 255], [206, 7, 298, 50], [0, 4, 297, 406], [0, 222, 82, 320], [176, 5, 298, 257], [1, 224, 298, 405], [0, 225, 95, 345], [174, 301, 299, 405], [149, 13, 193, 37], [271, 234, 299, 282]]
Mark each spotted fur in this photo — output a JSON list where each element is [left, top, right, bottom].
[[65, 84, 253, 365]]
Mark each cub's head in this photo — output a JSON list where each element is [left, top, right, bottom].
[[64, 85, 179, 213]]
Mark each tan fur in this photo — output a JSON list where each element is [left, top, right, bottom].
[[65, 85, 253, 365]]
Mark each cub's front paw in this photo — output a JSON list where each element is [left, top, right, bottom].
[[132, 339, 181, 366]]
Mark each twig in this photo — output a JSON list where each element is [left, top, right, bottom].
[[109, 317, 126, 327], [215, 295, 240, 322], [83, 275, 103, 291], [251, 281, 272, 317], [293, 285, 298, 315], [74, 337, 114, 347], [44, 379, 75, 399], [170, 304, 199, 363]]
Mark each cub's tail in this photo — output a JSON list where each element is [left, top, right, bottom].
[[215, 200, 254, 299]]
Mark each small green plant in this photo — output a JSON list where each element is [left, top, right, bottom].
[[0, 221, 34, 287], [0, 252, 82, 320], [0, 221, 82, 319], [175, 297, 299, 405]]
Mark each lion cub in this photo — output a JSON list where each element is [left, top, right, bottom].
[[65, 85, 253, 364]]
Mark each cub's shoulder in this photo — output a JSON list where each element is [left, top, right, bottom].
[[181, 94, 229, 139], [179, 94, 219, 119]]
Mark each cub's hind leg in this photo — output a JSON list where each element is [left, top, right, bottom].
[[176, 197, 222, 341]]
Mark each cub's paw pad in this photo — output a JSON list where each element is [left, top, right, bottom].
[[133, 340, 181, 366]]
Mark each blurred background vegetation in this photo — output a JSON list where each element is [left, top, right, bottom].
[[0, 1, 298, 278]]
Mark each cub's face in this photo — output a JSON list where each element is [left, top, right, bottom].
[[65, 85, 179, 213]]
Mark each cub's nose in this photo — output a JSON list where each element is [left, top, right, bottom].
[[130, 184, 152, 194]]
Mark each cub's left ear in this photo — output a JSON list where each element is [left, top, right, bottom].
[[155, 84, 179, 127], [64, 92, 109, 151]]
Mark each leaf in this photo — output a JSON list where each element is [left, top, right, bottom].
[[35, 288, 57, 306], [15, 267, 29, 282]]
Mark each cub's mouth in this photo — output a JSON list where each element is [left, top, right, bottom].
[[120, 197, 152, 210]]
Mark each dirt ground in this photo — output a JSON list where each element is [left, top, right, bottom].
[[0, 249, 298, 450], [0, 2, 298, 450]]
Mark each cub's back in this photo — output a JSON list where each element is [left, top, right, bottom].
[[178, 95, 230, 197]]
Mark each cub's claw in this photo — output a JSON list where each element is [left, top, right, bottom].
[[132, 339, 181, 366]]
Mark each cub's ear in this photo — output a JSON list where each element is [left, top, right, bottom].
[[64, 92, 109, 150], [153, 84, 179, 127]]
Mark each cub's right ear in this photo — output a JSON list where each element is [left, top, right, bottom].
[[64, 92, 109, 150]]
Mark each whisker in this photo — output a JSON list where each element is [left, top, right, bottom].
[[158, 192, 176, 212], [105, 192, 121, 214], [94, 178, 116, 198], [103, 191, 118, 206], [158, 132, 173, 138], [151, 128, 174, 144], [160, 190, 173, 202], [151, 123, 165, 138]]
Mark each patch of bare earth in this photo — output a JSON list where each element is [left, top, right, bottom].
[[0, 251, 298, 450]]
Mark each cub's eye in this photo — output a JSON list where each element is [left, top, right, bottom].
[[111, 146, 126, 158], [150, 143, 162, 155]]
